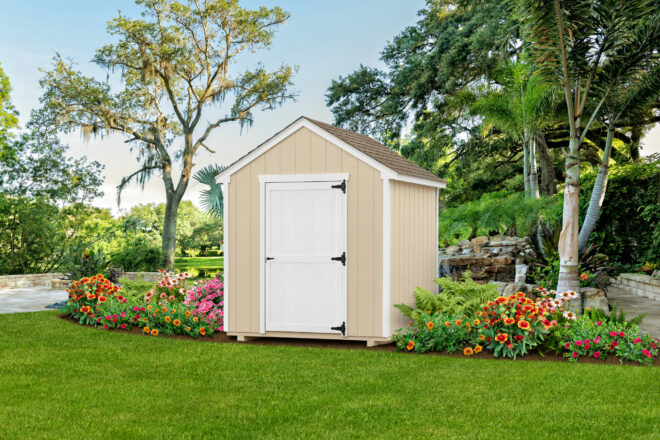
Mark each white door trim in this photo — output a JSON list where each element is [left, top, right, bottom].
[[259, 173, 349, 335]]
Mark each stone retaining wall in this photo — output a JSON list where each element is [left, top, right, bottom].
[[611, 273, 660, 302], [0, 273, 66, 291]]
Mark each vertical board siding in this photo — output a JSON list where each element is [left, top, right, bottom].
[[227, 127, 384, 338], [389, 181, 438, 333]]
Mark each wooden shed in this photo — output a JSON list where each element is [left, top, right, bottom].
[[216, 117, 446, 345]]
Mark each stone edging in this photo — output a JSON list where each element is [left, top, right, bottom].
[[611, 273, 660, 302], [0, 273, 66, 291]]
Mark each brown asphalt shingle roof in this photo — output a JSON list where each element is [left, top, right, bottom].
[[305, 118, 445, 183]]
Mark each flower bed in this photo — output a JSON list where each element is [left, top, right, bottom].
[[393, 288, 659, 366], [61, 271, 224, 339]]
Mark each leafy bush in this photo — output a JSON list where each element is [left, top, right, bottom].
[[438, 191, 561, 245], [62, 247, 108, 281], [394, 272, 498, 326], [61, 274, 125, 326], [392, 312, 481, 354], [117, 276, 154, 299], [562, 316, 658, 365], [110, 236, 161, 272]]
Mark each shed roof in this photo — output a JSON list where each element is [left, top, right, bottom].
[[216, 116, 445, 186], [304, 118, 444, 183]]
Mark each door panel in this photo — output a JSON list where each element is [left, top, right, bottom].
[[265, 181, 346, 334]]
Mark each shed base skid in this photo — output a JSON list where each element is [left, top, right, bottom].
[[228, 332, 391, 347]]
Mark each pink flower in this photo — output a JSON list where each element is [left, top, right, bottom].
[[575, 340, 583, 346], [120, 324, 126, 329], [584, 343, 591, 350], [572, 352, 578, 358], [594, 337, 602, 344], [564, 342, 570, 349], [633, 338, 642, 344], [593, 351, 601, 358], [140, 306, 146, 312], [105, 315, 111, 320], [103, 325, 108, 330], [112, 314, 117, 319], [133, 306, 139, 312], [584, 339, 591, 344], [596, 320, 602, 326], [97, 318, 102, 323], [619, 331, 625, 337], [610, 331, 617, 337], [642, 349, 652, 358], [120, 312, 126, 318], [610, 340, 619, 348]]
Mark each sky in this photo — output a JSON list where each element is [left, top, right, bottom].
[[1, 0, 659, 214]]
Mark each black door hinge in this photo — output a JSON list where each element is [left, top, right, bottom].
[[331, 321, 346, 336], [266, 257, 274, 261], [331, 251, 346, 266], [331, 180, 346, 193]]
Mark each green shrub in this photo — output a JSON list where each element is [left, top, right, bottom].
[[394, 272, 498, 326], [110, 236, 161, 271], [392, 311, 480, 354], [117, 276, 155, 299]]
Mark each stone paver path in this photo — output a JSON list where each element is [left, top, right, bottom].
[[607, 286, 660, 339], [0, 288, 68, 314]]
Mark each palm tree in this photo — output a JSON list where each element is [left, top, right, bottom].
[[471, 61, 555, 199], [193, 164, 226, 218], [518, 0, 659, 306], [578, 34, 660, 251]]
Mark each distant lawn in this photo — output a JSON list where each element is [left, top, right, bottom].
[[175, 256, 223, 279], [1, 311, 659, 439]]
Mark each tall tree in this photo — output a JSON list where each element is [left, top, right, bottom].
[[39, 0, 296, 269], [519, 0, 659, 304], [0, 61, 19, 148]]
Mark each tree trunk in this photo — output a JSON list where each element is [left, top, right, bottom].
[[536, 133, 557, 196], [529, 137, 540, 199], [162, 192, 181, 270], [578, 124, 613, 252], [523, 141, 530, 197], [556, 136, 581, 310]]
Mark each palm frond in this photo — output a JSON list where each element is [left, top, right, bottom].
[[193, 164, 227, 218]]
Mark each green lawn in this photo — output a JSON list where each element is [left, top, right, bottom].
[[1, 312, 659, 439], [174, 256, 223, 279]]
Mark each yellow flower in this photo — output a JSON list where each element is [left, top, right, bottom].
[[473, 319, 480, 326], [147, 305, 153, 310], [151, 328, 159, 336], [193, 317, 198, 322], [200, 327, 206, 336], [185, 310, 191, 318], [173, 319, 181, 326], [474, 345, 483, 354], [143, 327, 150, 334], [165, 316, 171, 323], [463, 347, 474, 356], [185, 326, 191, 332]]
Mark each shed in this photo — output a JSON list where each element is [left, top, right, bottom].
[[216, 117, 446, 346]]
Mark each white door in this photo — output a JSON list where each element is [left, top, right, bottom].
[[265, 180, 347, 334]]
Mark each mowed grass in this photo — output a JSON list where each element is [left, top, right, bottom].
[[1, 312, 659, 439], [174, 256, 224, 270]]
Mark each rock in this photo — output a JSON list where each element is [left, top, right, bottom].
[[496, 282, 538, 296], [583, 288, 608, 312], [445, 245, 460, 255], [471, 236, 489, 246], [457, 239, 471, 248], [491, 256, 514, 266]]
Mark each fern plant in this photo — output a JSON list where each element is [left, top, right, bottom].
[[394, 272, 499, 327]]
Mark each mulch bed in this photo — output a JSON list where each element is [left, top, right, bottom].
[[57, 313, 659, 366]]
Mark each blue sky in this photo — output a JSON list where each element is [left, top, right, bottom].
[[1, 0, 658, 213]]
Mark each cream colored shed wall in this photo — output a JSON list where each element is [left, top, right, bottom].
[[389, 181, 438, 332], [227, 127, 383, 338]]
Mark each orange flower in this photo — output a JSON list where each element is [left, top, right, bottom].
[[143, 327, 150, 334], [173, 319, 181, 326], [147, 305, 153, 310], [406, 340, 415, 351], [185, 310, 191, 318], [474, 345, 483, 354], [80, 306, 90, 314], [517, 320, 530, 330], [165, 316, 171, 323], [426, 321, 434, 331], [151, 328, 159, 336], [495, 296, 507, 304], [444, 321, 451, 327], [185, 326, 191, 332], [200, 327, 206, 336], [455, 319, 462, 326], [142, 317, 147, 322], [479, 334, 486, 340], [162, 307, 167, 312], [496, 333, 509, 343], [504, 318, 515, 325], [98, 296, 107, 303], [515, 291, 525, 299], [463, 347, 474, 356], [473, 319, 480, 326]]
